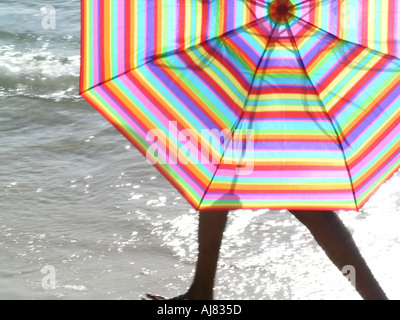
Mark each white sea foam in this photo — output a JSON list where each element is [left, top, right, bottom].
[[0, 41, 80, 100], [0, 44, 80, 78]]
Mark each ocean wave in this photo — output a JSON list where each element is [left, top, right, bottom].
[[0, 43, 80, 77], [0, 43, 81, 101]]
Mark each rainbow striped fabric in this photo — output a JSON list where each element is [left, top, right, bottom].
[[80, 0, 400, 212]]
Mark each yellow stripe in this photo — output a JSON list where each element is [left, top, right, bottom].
[[84, 1, 90, 90], [220, 158, 347, 166], [248, 93, 321, 101], [196, 0, 202, 43], [322, 52, 381, 111], [380, 0, 389, 54], [132, 2, 138, 69], [161, 1, 168, 54], [245, 104, 326, 112], [190, 46, 249, 98], [209, 182, 352, 191], [104, 80, 213, 192], [367, 0, 376, 50]]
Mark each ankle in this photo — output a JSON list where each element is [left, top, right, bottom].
[[186, 285, 214, 300]]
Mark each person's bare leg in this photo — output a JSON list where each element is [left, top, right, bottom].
[[146, 210, 228, 300], [185, 210, 228, 299], [289, 210, 388, 300]]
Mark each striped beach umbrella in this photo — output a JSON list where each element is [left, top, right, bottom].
[[80, 0, 400, 212]]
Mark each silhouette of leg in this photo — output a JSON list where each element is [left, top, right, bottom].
[[146, 210, 228, 300], [185, 210, 229, 300], [289, 210, 388, 300]]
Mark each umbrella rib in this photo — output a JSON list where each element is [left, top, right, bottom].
[[284, 17, 359, 210], [243, 0, 270, 9], [197, 20, 278, 211], [293, 0, 330, 9], [81, 14, 272, 95], [294, 14, 400, 62]]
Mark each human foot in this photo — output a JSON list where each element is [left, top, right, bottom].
[[145, 293, 188, 300]]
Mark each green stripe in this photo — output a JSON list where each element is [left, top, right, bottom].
[[86, 89, 203, 206], [87, 0, 93, 88], [356, 156, 400, 205]]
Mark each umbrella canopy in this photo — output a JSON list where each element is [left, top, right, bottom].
[[80, 0, 400, 212]]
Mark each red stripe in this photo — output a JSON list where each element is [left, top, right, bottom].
[[357, 154, 400, 209], [125, 68, 232, 174], [178, 0, 185, 50], [102, 83, 153, 135], [201, 1, 208, 43], [241, 111, 331, 120], [224, 37, 258, 71], [199, 205, 358, 212], [125, 0, 131, 71], [237, 138, 340, 143], [207, 188, 354, 194], [79, 0, 85, 94], [336, 0, 341, 37], [294, 20, 313, 40], [361, 0, 369, 46], [269, 37, 296, 44], [154, 0, 159, 57], [81, 92, 201, 210], [347, 103, 400, 170], [102, 82, 190, 177], [304, 37, 339, 71], [151, 59, 236, 131], [125, 71, 198, 138], [316, 45, 364, 95], [388, 0, 396, 55], [101, 79, 212, 192], [249, 87, 317, 95], [197, 21, 275, 94], [309, 0, 316, 26], [219, 164, 348, 171], [99, 0, 105, 82], [202, 42, 250, 94], [224, 21, 273, 72], [341, 74, 399, 145], [328, 56, 390, 117], [258, 66, 304, 72], [178, 51, 243, 117], [352, 140, 400, 192], [250, 0, 257, 19]]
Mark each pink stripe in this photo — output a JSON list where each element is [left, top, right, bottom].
[[92, 86, 148, 142], [203, 192, 355, 201], [143, 63, 239, 133], [119, 74, 218, 173], [93, 84, 207, 196], [350, 124, 400, 176], [92, 0, 99, 85], [354, 151, 400, 199], [344, 100, 399, 154], [144, 0, 147, 64], [223, 148, 343, 153], [396, 0, 400, 57], [117, 1, 125, 75], [313, 45, 357, 88], [214, 169, 350, 179], [290, 16, 304, 35]]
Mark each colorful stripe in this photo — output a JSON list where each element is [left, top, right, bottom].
[[80, 0, 275, 93], [295, 0, 400, 58], [81, 0, 400, 212]]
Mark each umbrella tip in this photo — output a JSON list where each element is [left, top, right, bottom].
[[269, 0, 294, 23]]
